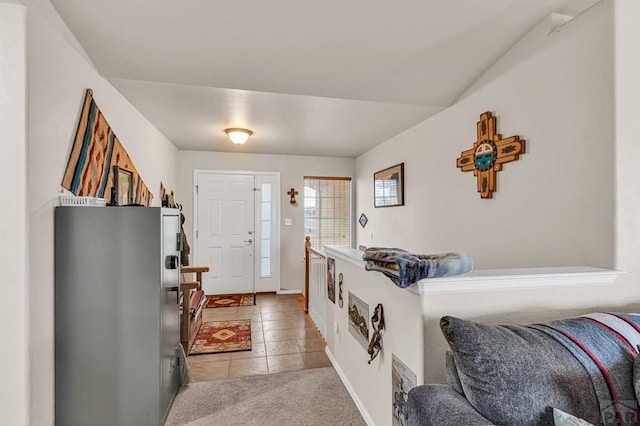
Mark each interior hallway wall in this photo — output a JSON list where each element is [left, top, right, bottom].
[[178, 151, 355, 293], [0, 2, 28, 424], [352, 0, 640, 385], [355, 3, 614, 271], [24, 0, 179, 423], [613, 0, 640, 303]]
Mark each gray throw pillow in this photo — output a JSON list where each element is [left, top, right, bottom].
[[444, 350, 465, 396], [440, 316, 601, 426]]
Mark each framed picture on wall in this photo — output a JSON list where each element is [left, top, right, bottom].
[[392, 354, 417, 426], [348, 291, 369, 350], [374, 163, 404, 208], [112, 165, 134, 206]]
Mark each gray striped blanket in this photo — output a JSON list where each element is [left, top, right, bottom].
[[529, 313, 640, 426], [362, 247, 473, 288]]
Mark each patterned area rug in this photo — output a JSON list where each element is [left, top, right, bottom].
[[204, 293, 255, 309], [190, 320, 252, 355]]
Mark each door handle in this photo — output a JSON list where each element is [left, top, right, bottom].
[[244, 239, 253, 244]]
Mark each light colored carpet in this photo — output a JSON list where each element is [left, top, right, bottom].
[[165, 367, 366, 426]]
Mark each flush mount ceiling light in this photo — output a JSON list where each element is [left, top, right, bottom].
[[224, 128, 253, 145]]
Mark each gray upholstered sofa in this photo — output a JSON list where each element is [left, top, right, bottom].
[[407, 313, 640, 426]]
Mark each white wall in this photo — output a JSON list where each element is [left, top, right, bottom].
[[614, 0, 640, 303], [325, 249, 424, 426], [178, 151, 355, 292], [0, 3, 28, 424], [24, 1, 179, 424], [356, 3, 614, 270], [352, 0, 640, 386]]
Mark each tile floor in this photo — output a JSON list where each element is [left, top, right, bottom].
[[187, 293, 332, 382]]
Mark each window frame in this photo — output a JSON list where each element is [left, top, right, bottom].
[[303, 176, 352, 250]]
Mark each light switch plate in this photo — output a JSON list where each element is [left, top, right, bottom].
[[285, 218, 292, 226]]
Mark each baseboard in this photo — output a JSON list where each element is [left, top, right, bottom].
[[325, 347, 375, 426], [276, 289, 303, 295]]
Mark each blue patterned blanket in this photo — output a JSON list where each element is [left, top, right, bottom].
[[530, 313, 640, 426], [362, 247, 472, 288]]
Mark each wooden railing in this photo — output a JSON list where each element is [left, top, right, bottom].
[[304, 236, 327, 338]]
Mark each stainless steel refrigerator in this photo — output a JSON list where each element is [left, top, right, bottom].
[[55, 206, 181, 426]]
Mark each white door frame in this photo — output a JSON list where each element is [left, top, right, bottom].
[[193, 169, 281, 293]]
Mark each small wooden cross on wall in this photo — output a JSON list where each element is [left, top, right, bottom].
[[287, 187, 299, 204], [456, 112, 525, 198]]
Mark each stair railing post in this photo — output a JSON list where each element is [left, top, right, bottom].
[[304, 235, 311, 314]]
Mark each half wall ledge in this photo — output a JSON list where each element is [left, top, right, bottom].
[[323, 246, 623, 296], [410, 266, 624, 295]]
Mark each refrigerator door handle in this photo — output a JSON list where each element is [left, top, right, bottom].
[[176, 233, 183, 252], [167, 286, 179, 304]]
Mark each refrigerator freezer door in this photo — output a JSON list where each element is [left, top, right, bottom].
[[55, 207, 182, 426], [161, 211, 181, 420]]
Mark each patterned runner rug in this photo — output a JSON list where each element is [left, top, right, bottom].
[[190, 319, 252, 355], [204, 293, 255, 308]]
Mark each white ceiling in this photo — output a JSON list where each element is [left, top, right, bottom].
[[50, 0, 597, 157]]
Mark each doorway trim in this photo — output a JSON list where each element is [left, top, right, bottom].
[[193, 169, 281, 293]]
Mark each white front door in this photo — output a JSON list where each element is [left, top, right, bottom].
[[196, 173, 255, 295]]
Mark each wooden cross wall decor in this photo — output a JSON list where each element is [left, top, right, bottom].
[[287, 187, 299, 204], [456, 112, 525, 199]]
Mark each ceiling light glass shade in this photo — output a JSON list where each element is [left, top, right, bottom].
[[224, 128, 253, 145]]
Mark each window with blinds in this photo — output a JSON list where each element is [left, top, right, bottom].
[[260, 182, 272, 277], [303, 177, 351, 249]]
